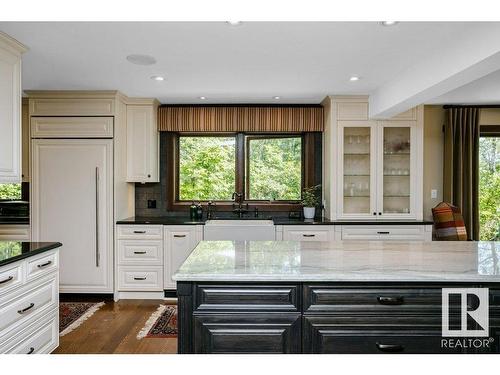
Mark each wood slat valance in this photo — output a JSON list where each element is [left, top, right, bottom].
[[158, 106, 324, 132]]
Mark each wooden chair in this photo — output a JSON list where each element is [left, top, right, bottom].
[[431, 202, 468, 241]]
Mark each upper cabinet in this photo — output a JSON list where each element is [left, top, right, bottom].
[[126, 100, 160, 183], [324, 96, 423, 221], [0, 32, 27, 183]]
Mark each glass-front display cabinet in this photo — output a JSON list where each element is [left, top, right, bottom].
[[339, 121, 377, 219], [338, 120, 418, 219]]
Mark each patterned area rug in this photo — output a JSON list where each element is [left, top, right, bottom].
[[137, 305, 177, 339], [59, 302, 105, 336]]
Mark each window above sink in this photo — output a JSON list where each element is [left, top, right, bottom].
[[165, 132, 321, 212]]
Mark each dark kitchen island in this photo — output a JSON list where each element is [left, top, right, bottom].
[[173, 240, 500, 354]]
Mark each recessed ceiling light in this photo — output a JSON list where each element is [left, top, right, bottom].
[[273, 96, 280, 100], [150, 75, 165, 81], [349, 76, 360, 82], [226, 21, 242, 26], [126, 54, 157, 66], [380, 21, 399, 27], [199, 96, 207, 100]]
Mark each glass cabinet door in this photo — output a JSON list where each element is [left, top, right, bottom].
[[380, 125, 413, 216], [341, 125, 374, 217]]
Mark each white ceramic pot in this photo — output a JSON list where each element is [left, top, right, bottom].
[[303, 207, 316, 219]]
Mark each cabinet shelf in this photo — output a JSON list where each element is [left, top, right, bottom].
[[344, 195, 370, 198], [344, 174, 370, 177], [384, 152, 410, 156], [383, 195, 410, 198], [344, 153, 370, 156], [383, 174, 410, 177]]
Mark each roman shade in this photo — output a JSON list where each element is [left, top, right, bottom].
[[157, 106, 324, 132]]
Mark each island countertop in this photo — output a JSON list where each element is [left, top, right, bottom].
[[173, 240, 500, 282], [0, 241, 62, 267]]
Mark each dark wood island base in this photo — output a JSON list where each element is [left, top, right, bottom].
[[177, 281, 500, 354]]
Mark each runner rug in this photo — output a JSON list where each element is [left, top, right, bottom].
[[137, 305, 177, 339], [59, 301, 105, 336]]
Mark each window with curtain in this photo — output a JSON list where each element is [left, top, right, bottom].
[[479, 131, 500, 240]]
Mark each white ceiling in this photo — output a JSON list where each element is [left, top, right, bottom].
[[0, 21, 498, 104]]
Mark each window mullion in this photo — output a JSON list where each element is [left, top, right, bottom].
[[235, 133, 246, 197]]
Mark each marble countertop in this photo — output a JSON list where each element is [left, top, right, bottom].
[[173, 240, 500, 282], [0, 241, 62, 267]]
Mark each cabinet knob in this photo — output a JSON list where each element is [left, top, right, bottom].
[[378, 212, 382, 215], [147, 174, 151, 178], [373, 212, 376, 216]]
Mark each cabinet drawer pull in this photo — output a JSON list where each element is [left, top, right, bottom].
[[133, 230, 146, 234], [17, 303, 35, 314], [375, 343, 404, 353], [37, 260, 52, 268], [133, 251, 147, 254], [377, 231, 390, 235], [377, 296, 404, 305], [0, 276, 14, 285], [174, 234, 186, 238], [134, 277, 147, 281], [302, 234, 316, 237], [27, 347, 35, 354]]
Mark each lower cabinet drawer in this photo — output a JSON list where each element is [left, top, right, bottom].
[[194, 284, 299, 312], [117, 240, 163, 265], [303, 316, 458, 354], [193, 313, 301, 354], [117, 266, 163, 291], [304, 285, 443, 314], [0, 276, 58, 334], [282, 226, 334, 242], [26, 250, 58, 282], [4, 310, 58, 354], [341, 225, 427, 241], [116, 225, 163, 240], [0, 262, 24, 296]]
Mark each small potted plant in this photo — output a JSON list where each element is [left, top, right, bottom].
[[302, 185, 320, 219]]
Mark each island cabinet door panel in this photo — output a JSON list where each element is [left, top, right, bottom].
[[303, 316, 459, 354], [193, 314, 301, 354]]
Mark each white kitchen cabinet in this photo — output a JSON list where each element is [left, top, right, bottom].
[[126, 102, 159, 182], [0, 33, 26, 183], [337, 118, 422, 220], [164, 225, 203, 289], [0, 248, 60, 354], [116, 225, 164, 296], [323, 96, 423, 221], [31, 138, 113, 293]]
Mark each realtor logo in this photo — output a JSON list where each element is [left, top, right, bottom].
[[442, 288, 489, 337]]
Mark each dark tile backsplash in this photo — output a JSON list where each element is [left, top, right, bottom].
[[135, 132, 322, 217]]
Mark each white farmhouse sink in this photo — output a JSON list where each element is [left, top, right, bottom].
[[204, 220, 275, 240]]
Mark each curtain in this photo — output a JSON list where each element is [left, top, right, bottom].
[[157, 106, 324, 132], [443, 107, 480, 240]]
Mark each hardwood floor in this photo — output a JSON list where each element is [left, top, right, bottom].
[[54, 299, 177, 354]]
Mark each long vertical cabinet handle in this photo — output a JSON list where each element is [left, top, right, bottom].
[[95, 166, 100, 267]]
